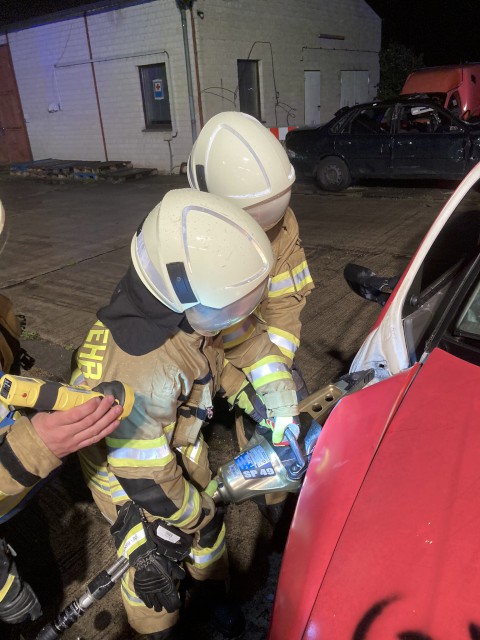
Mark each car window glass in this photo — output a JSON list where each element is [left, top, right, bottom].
[[398, 105, 454, 134], [402, 188, 480, 362], [454, 279, 480, 339], [348, 106, 392, 134], [330, 111, 352, 133]]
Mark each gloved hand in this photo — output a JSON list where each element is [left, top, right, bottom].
[[227, 379, 268, 424], [262, 415, 300, 446], [111, 501, 191, 613], [133, 549, 185, 613]]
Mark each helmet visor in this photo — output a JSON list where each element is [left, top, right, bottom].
[[185, 280, 268, 335]]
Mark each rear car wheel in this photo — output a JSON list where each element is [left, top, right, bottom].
[[316, 156, 351, 192]]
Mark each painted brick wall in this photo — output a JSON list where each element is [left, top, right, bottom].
[[7, 1, 196, 173], [194, 0, 381, 130], [5, 0, 380, 173]]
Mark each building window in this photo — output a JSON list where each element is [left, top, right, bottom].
[[139, 63, 172, 131], [237, 59, 261, 120]]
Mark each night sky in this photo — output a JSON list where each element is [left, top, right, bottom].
[[366, 0, 480, 66], [1, 0, 479, 67]]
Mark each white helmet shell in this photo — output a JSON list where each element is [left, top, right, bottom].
[[188, 111, 295, 230], [131, 189, 274, 332]]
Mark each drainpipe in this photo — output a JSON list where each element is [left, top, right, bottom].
[[84, 14, 108, 161], [176, 1, 197, 142], [189, 5, 204, 129]]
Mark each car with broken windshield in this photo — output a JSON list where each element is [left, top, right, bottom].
[[286, 97, 480, 191]]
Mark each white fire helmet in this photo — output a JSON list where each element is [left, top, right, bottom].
[[187, 111, 295, 230], [131, 188, 274, 335]]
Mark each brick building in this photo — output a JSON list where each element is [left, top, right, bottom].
[[0, 0, 380, 173]]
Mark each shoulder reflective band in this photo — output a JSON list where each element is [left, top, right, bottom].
[[166, 262, 198, 304]]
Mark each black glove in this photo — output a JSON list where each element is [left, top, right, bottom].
[[149, 518, 193, 562], [133, 549, 185, 613], [111, 502, 191, 613]]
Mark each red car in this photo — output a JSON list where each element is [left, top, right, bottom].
[[269, 162, 480, 639]]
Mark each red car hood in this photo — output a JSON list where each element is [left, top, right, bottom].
[[270, 348, 480, 639]]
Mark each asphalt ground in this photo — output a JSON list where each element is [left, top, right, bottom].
[[0, 173, 456, 640]]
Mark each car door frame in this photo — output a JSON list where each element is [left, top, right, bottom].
[[333, 104, 394, 179], [391, 101, 469, 178]]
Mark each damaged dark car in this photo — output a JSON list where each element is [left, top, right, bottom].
[[285, 97, 480, 191]]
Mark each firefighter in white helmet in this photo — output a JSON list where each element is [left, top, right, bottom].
[[188, 111, 314, 524], [0, 200, 123, 631], [72, 188, 279, 639]]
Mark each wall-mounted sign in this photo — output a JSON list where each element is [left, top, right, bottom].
[[153, 79, 164, 101]]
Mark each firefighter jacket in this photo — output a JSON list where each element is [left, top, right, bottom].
[[221, 207, 314, 414], [0, 416, 62, 521], [0, 294, 61, 521]]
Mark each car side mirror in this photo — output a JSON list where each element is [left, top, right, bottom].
[[343, 263, 400, 306]]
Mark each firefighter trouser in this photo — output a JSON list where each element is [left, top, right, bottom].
[[82, 436, 228, 635]]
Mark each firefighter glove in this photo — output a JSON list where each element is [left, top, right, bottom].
[[149, 518, 193, 562], [133, 549, 185, 613], [262, 415, 300, 446], [228, 379, 268, 424], [111, 502, 188, 612]]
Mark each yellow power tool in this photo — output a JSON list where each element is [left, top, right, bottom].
[[0, 373, 134, 419]]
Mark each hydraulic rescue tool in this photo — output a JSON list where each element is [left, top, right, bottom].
[[211, 368, 374, 504], [35, 556, 129, 640], [34, 368, 373, 639], [0, 373, 134, 418]]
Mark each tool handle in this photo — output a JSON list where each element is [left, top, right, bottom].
[[284, 427, 307, 480]]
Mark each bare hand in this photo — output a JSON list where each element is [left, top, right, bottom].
[[30, 395, 123, 458]]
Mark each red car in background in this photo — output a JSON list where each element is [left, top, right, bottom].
[[269, 162, 480, 640]]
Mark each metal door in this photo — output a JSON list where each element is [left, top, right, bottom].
[[0, 44, 32, 164], [304, 71, 321, 125]]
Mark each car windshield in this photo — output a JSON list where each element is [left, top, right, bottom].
[[454, 279, 480, 339]]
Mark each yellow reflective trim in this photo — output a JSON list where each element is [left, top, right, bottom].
[[292, 261, 313, 291], [189, 525, 226, 568], [177, 437, 204, 465], [0, 574, 15, 602], [106, 434, 174, 468], [292, 260, 308, 275], [268, 327, 299, 361], [251, 371, 293, 389], [121, 573, 145, 606], [270, 268, 291, 283], [242, 355, 288, 376], [268, 285, 296, 298], [268, 326, 299, 346], [165, 480, 201, 528], [118, 522, 146, 559], [107, 436, 168, 449]]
